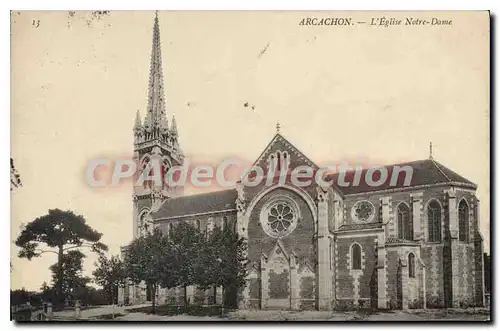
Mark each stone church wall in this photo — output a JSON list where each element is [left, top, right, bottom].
[[455, 243, 476, 306], [335, 235, 378, 309], [299, 271, 315, 310], [420, 244, 445, 308], [247, 187, 316, 266]]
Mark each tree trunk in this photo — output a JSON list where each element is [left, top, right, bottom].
[[151, 283, 156, 314], [56, 245, 64, 307], [111, 291, 115, 319], [183, 285, 188, 307], [221, 286, 226, 315]]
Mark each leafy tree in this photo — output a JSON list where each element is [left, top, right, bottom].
[[49, 250, 91, 304], [196, 225, 247, 307], [168, 222, 204, 307], [125, 228, 172, 313], [10, 288, 30, 306], [39, 282, 56, 303], [93, 254, 127, 305], [73, 286, 108, 306], [15, 209, 108, 305]]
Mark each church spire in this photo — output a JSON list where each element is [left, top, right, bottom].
[[146, 11, 168, 137]]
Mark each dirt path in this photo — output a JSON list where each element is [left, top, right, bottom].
[[52, 303, 151, 320], [52, 306, 490, 321]]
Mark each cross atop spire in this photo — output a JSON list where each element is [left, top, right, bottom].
[[276, 121, 281, 134], [145, 11, 168, 137], [429, 141, 433, 160]]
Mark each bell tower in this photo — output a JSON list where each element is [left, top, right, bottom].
[[132, 12, 184, 239]]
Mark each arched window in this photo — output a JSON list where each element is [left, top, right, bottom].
[[408, 253, 416, 278], [268, 154, 276, 172], [138, 209, 152, 237], [282, 152, 289, 170], [459, 200, 469, 242], [397, 203, 413, 240], [427, 200, 442, 242], [161, 160, 170, 190], [351, 243, 362, 270], [196, 219, 201, 230], [140, 156, 151, 189]]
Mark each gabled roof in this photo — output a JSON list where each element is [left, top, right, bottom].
[[325, 159, 476, 195], [152, 189, 237, 220], [253, 133, 319, 169], [267, 239, 290, 261]]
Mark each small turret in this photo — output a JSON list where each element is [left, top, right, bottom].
[[134, 110, 142, 131], [161, 115, 169, 135], [170, 115, 178, 137]]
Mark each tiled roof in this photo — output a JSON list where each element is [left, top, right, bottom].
[[326, 159, 476, 195], [152, 189, 237, 220]]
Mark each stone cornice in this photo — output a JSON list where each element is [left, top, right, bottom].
[[343, 182, 477, 197]]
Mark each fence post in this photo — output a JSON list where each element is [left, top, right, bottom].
[[26, 302, 32, 321], [74, 300, 81, 319], [47, 302, 53, 321]]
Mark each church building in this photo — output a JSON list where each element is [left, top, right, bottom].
[[118, 14, 486, 311]]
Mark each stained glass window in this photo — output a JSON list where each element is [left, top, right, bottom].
[[459, 200, 469, 242], [428, 200, 442, 242], [267, 202, 295, 236], [397, 203, 413, 240], [351, 243, 361, 270], [353, 201, 374, 222], [408, 253, 416, 278]]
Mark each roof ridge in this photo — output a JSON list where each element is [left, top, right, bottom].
[[164, 188, 236, 201], [430, 159, 452, 182], [326, 159, 429, 176], [277, 133, 319, 168]]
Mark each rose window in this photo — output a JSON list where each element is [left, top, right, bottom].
[[259, 198, 300, 238], [268, 203, 295, 234], [352, 201, 375, 223]]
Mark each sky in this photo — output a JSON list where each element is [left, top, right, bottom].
[[11, 11, 489, 290]]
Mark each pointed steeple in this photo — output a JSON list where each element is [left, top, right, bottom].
[[170, 115, 178, 136], [134, 110, 142, 130], [146, 11, 168, 137]]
